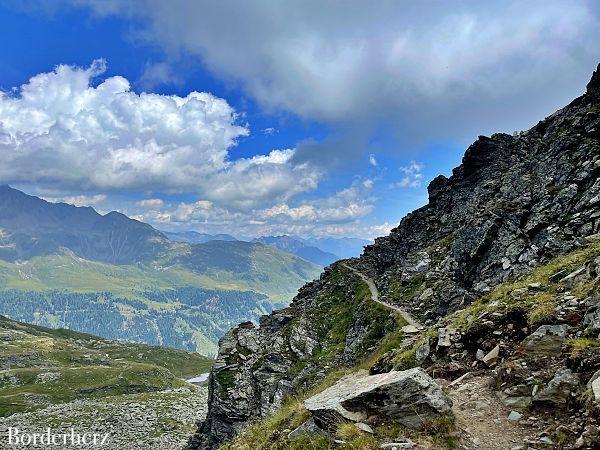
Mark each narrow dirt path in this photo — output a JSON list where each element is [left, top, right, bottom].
[[448, 375, 532, 450], [342, 263, 423, 328]]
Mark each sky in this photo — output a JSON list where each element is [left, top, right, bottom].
[[0, 1, 598, 239]]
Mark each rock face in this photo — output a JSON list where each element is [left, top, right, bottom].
[[303, 368, 452, 431], [187, 65, 600, 449]]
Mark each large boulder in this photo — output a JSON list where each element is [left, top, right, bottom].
[[304, 368, 452, 432]]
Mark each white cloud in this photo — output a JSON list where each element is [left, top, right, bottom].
[[136, 198, 164, 208], [127, 179, 378, 237], [44, 194, 107, 206], [262, 127, 277, 135], [392, 161, 424, 189], [0, 61, 320, 210], [369, 154, 377, 167]]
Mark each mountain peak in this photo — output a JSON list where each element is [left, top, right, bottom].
[[586, 62, 600, 98]]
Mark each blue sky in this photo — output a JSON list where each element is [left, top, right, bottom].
[[0, 1, 598, 239]]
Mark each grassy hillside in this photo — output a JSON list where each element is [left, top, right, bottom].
[[0, 315, 213, 417], [0, 247, 321, 300], [0, 249, 322, 355]]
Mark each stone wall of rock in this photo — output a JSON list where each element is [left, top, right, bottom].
[[186, 64, 600, 450]]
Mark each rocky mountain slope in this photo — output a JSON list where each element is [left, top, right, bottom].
[[187, 65, 600, 449], [0, 188, 321, 354]]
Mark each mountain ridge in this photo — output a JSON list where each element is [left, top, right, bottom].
[[253, 235, 339, 266], [0, 187, 322, 354], [188, 64, 600, 449]]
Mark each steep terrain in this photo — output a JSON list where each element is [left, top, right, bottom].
[[188, 65, 600, 449], [0, 188, 321, 354], [254, 235, 339, 266]]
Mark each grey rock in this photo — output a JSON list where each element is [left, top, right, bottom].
[[519, 325, 569, 356], [508, 411, 522, 422], [437, 327, 456, 349], [380, 443, 415, 449], [288, 418, 323, 440], [590, 376, 600, 402], [304, 368, 452, 432], [583, 306, 600, 331], [497, 384, 532, 409], [534, 368, 580, 404], [415, 337, 431, 364], [354, 422, 374, 434]]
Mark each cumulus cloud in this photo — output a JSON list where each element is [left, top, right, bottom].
[[391, 161, 424, 189], [0, 60, 320, 210], [127, 178, 378, 237], [136, 198, 164, 208]]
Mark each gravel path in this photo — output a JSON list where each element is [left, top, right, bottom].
[[449, 376, 531, 450], [0, 386, 208, 449]]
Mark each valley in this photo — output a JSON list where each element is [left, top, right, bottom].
[[0, 188, 323, 355]]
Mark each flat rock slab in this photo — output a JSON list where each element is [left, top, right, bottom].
[[304, 368, 452, 432]]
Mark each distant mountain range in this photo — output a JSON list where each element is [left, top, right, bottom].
[[159, 231, 371, 265], [296, 236, 371, 259], [253, 235, 339, 266], [0, 186, 321, 355], [162, 230, 238, 244]]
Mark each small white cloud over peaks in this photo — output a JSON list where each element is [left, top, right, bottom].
[[44, 194, 107, 207], [262, 127, 277, 135], [391, 161, 424, 188], [136, 198, 164, 208]]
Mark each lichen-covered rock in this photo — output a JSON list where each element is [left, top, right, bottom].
[[304, 368, 452, 431]]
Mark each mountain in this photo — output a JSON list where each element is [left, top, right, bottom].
[[188, 66, 600, 449], [0, 314, 213, 417], [296, 235, 371, 259], [163, 230, 238, 244], [0, 315, 214, 447], [0, 187, 322, 355], [0, 185, 165, 264], [253, 235, 339, 266]]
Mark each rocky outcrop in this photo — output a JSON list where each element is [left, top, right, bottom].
[[187, 64, 600, 450], [303, 368, 452, 431]]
